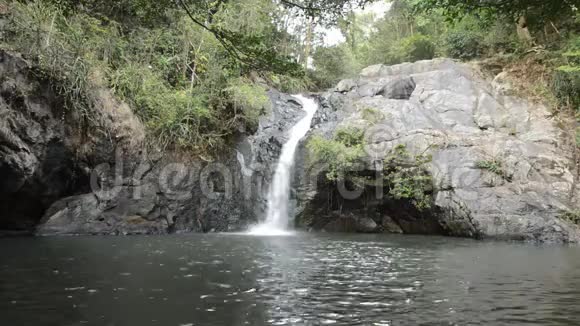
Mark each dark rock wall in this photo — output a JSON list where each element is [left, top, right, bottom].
[[0, 50, 304, 235], [0, 51, 89, 231]]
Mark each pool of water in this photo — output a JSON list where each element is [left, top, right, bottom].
[[1, 233, 580, 325]]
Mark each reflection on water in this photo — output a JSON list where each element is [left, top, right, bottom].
[[1, 233, 580, 325]]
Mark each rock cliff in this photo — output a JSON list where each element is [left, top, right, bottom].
[[295, 59, 580, 243], [2, 50, 579, 242], [0, 50, 303, 235]]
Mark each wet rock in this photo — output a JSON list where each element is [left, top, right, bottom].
[[322, 216, 358, 233], [381, 216, 403, 234], [357, 217, 378, 233]]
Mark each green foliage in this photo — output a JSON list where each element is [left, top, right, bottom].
[[414, 0, 577, 25], [476, 159, 511, 182], [553, 36, 580, 111], [2, 0, 302, 156], [399, 34, 436, 62], [307, 130, 433, 211], [312, 45, 360, 89], [553, 66, 580, 110], [560, 210, 580, 225], [482, 20, 522, 55], [270, 73, 312, 94], [224, 77, 271, 131], [109, 63, 216, 149], [383, 145, 433, 211], [2, 0, 119, 114], [445, 30, 483, 60], [307, 127, 366, 181], [361, 107, 385, 124]]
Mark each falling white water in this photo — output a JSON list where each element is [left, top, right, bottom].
[[248, 95, 318, 236]]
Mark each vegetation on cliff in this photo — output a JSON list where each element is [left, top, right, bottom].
[[307, 128, 433, 211], [0, 0, 320, 155], [1, 0, 577, 157]]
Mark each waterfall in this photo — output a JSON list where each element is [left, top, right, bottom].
[[249, 95, 318, 235]]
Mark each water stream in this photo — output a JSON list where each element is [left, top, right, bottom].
[[249, 95, 318, 236]]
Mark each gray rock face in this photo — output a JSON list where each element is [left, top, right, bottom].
[[0, 51, 90, 232], [296, 58, 580, 243], [0, 50, 304, 236]]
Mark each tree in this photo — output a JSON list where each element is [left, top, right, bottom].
[[278, 0, 378, 25], [312, 45, 360, 88], [175, 0, 381, 75], [414, 0, 577, 25]]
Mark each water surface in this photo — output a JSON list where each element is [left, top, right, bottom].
[[1, 233, 580, 325]]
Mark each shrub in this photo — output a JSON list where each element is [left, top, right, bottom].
[[312, 45, 360, 89], [552, 66, 580, 110], [552, 37, 580, 110], [267, 73, 312, 94], [307, 127, 366, 181], [2, 0, 275, 156], [307, 130, 433, 211], [361, 107, 385, 124], [560, 210, 580, 225], [224, 77, 271, 131], [109, 63, 214, 148], [476, 159, 511, 182], [334, 127, 365, 147], [400, 34, 436, 62], [482, 20, 521, 55], [445, 30, 483, 60], [383, 145, 433, 210]]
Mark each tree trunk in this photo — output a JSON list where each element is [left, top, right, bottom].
[[516, 16, 533, 46], [303, 16, 315, 69]]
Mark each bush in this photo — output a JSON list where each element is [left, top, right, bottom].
[[2, 0, 276, 156], [400, 35, 436, 62], [552, 66, 580, 109], [109, 63, 214, 148], [266, 73, 312, 94], [312, 45, 360, 89], [476, 159, 511, 182], [482, 20, 521, 55], [383, 145, 433, 210], [445, 30, 483, 60], [307, 127, 366, 181], [560, 210, 580, 225], [307, 130, 433, 211], [553, 37, 580, 110], [224, 77, 271, 131], [361, 107, 385, 124]]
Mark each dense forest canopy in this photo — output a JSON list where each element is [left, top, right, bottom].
[[1, 0, 578, 155]]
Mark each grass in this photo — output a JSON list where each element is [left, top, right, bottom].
[[361, 107, 385, 125], [0, 0, 277, 157], [560, 210, 580, 225], [475, 159, 512, 182]]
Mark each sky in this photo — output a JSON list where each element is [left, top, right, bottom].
[[323, 1, 393, 46]]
